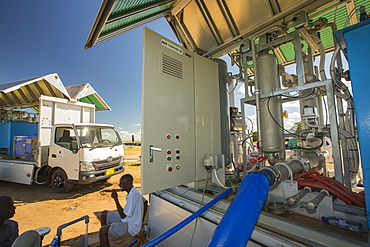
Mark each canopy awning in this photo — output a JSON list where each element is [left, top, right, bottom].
[[66, 83, 111, 111], [84, 0, 175, 49], [0, 73, 70, 109], [85, 0, 370, 63], [0, 74, 111, 111]]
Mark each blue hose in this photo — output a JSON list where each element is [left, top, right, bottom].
[[207, 170, 274, 247], [142, 188, 233, 247]]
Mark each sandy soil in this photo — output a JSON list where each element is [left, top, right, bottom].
[[0, 146, 145, 247]]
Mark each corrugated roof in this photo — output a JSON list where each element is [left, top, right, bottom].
[[0, 74, 111, 112], [65, 83, 111, 111], [84, 0, 174, 49], [85, 0, 370, 64], [0, 73, 70, 109]]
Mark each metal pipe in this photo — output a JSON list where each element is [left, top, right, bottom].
[[306, 189, 329, 210], [251, 37, 263, 164], [207, 170, 274, 247], [56, 215, 89, 237], [142, 188, 233, 247], [287, 187, 311, 205]]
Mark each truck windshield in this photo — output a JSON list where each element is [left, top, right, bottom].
[[76, 126, 122, 149]]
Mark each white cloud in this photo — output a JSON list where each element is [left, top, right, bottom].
[[130, 123, 141, 127], [283, 101, 300, 108], [119, 130, 141, 141], [236, 83, 245, 98]]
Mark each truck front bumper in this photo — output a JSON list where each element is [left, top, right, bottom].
[[76, 163, 125, 184]]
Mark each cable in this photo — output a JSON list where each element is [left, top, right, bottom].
[[321, 92, 329, 127], [282, 88, 316, 99], [189, 172, 210, 247], [294, 172, 365, 207], [266, 96, 301, 138], [245, 116, 254, 133], [226, 79, 239, 95], [343, 5, 365, 28]]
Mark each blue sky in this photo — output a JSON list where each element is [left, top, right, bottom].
[[0, 0, 178, 141], [1, 1, 347, 140]]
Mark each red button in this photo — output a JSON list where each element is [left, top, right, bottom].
[[167, 135, 171, 139], [167, 167, 173, 172], [175, 135, 180, 139], [176, 155, 180, 160], [167, 150, 171, 154], [176, 149, 180, 154]]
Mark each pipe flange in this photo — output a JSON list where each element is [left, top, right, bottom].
[[260, 166, 281, 190], [266, 201, 287, 215], [287, 154, 311, 171]]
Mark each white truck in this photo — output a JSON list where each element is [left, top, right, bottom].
[[0, 74, 124, 192]]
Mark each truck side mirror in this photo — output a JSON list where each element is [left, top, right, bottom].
[[70, 140, 79, 153]]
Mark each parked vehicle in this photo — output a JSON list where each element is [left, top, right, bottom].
[[0, 74, 124, 192]]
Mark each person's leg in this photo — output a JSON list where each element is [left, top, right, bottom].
[[99, 225, 110, 247], [100, 210, 108, 226], [11, 230, 41, 247]]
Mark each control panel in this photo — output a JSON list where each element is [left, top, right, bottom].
[[141, 28, 221, 194]]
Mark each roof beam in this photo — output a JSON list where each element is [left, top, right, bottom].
[[17, 89, 30, 104], [10, 91, 22, 105], [84, 0, 116, 49], [33, 81, 45, 96], [1, 92, 13, 106], [346, 0, 358, 26], [43, 80, 58, 98], [268, 0, 281, 15], [216, 0, 239, 37], [195, 0, 223, 45], [24, 84, 39, 102]]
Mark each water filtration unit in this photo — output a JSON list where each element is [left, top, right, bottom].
[[85, 0, 370, 245]]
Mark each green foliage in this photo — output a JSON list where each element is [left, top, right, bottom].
[[290, 122, 302, 134], [252, 131, 258, 142]]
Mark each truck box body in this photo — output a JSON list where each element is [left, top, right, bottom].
[[0, 95, 124, 191]]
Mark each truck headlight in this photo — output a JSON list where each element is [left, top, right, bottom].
[[80, 162, 95, 171]]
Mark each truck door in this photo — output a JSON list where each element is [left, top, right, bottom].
[[49, 127, 79, 180]]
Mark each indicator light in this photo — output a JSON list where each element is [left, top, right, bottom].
[[176, 155, 180, 160], [167, 150, 171, 154], [176, 165, 180, 170], [167, 156, 171, 161], [166, 134, 171, 139], [175, 134, 180, 139], [167, 167, 173, 172], [176, 149, 180, 154]]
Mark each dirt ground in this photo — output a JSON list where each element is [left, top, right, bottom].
[[0, 146, 145, 247]]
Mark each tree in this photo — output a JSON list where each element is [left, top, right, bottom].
[[290, 122, 302, 134]]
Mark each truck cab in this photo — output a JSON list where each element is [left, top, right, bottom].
[[49, 123, 124, 192], [0, 74, 125, 193]]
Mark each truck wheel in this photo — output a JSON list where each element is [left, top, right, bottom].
[[52, 168, 73, 193]]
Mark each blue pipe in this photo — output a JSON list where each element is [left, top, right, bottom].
[[207, 170, 274, 247], [126, 232, 146, 247], [142, 188, 233, 247]]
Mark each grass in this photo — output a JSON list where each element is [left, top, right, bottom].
[[124, 146, 141, 157]]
